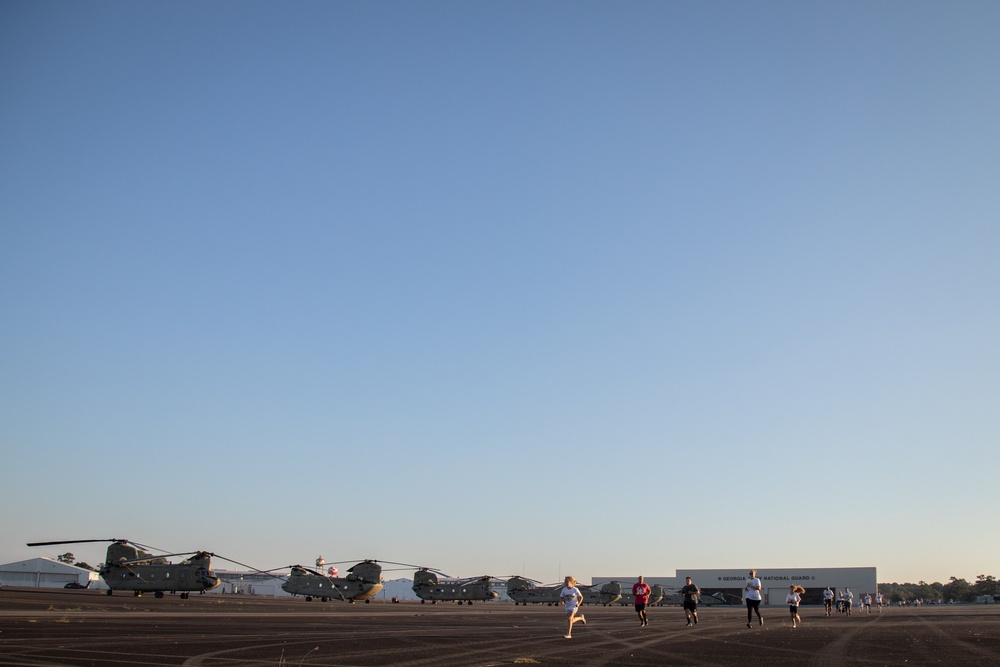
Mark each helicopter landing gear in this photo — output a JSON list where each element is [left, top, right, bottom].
[[180, 592, 189, 600], [365, 599, 370, 604], [155, 591, 164, 599], [421, 599, 426, 604], [106, 589, 113, 596], [305, 596, 313, 602], [133, 591, 142, 597], [321, 597, 328, 602]]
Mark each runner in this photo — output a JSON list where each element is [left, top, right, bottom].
[[786, 585, 805, 628], [681, 577, 700, 626], [745, 569, 764, 628], [632, 576, 651, 627], [823, 586, 835, 617], [559, 576, 586, 639]]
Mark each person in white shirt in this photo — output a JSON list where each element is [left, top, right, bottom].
[[559, 576, 586, 639], [864, 593, 872, 614], [823, 586, 835, 617], [844, 588, 854, 616], [745, 569, 764, 628], [786, 585, 804, 628]]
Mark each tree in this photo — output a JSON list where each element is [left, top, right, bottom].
[[880, 576, 999, 604], [942, 577, 974, 603], [974, 575, 999, 597], [56, 552, 75, 565]]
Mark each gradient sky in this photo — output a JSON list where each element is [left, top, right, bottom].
[[2, 1, 998, 586]]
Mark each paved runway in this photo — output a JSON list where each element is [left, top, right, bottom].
[[2, 588, 999, 666]]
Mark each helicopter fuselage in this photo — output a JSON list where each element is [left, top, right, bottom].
[[281, 562, 383, 602], [412, 570, 498, 604], [100, 551, 220, 598]]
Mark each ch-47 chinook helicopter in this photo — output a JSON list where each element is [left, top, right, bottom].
[[281, 560, 383, 602], [506, 577, 623, 606], [617, 584, 665, 606], [411, 568, 500, 605], [26, 538, 220, 598]]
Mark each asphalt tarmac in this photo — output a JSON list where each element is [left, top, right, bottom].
[[2, 588, 999, 666]]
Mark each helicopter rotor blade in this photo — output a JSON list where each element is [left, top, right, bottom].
[[373, 561, 433, 570], [502, 575, 543, 585], [113, 551, 205, 566], [210, 554, 289, 578], [26, 539, 127, 547], [375, 561, 454, 578], [285, 564, 331, 577], [126, 541, 173, 555], [326, 559, 378, 566]]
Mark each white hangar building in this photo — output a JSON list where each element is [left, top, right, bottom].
[[0, 558, 101, 589], [594, 566, 877, 606]]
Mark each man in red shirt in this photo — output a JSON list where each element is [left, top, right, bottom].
[[633, 575, 652, 627]]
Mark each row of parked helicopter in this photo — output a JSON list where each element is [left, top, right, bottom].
[[26, 538, 713, 606]]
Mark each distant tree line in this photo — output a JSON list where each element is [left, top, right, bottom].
[[56, 553, 96, 571], [879, 575, 999, 603]]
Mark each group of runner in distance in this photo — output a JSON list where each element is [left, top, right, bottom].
[[557, 568, 881, 638]]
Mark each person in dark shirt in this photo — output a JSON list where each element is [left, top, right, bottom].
[[681, 576, 700, 626]]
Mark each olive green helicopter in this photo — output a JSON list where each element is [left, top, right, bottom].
[[411, 568, 500, 604], [279, 560, 384, 602], [27, 538, 220, 598], [506, 576, 623, 606]]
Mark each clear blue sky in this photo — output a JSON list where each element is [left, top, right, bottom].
[[2, 0, 998, 586]]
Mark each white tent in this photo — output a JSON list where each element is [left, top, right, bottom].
[[0, 557, 100, 589]]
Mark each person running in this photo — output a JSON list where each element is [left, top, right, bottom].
[[786, 585, 804, 628], [844, 588, 854, 616], [745, 569, 764, 628], [559, 576, 586, 639], [632, 576, 651, 627], [823, 586, 835, 617], [864, 593, 872, 614], [876, 593, 884, 613], [681, 576, 700, 626]]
